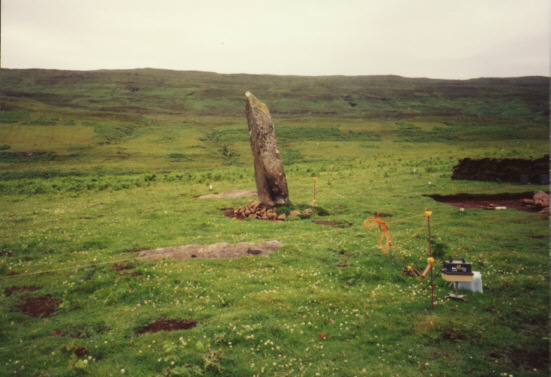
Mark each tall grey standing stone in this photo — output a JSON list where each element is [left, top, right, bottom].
[[245, 91, 290, 207]]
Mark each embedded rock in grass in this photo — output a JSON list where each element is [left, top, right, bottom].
[[137, 240, 284, 260], [245, 91, 290, 207], [302, 208, 313, 216], [533, 191, 549, 208], [533, 191, 550, 215]]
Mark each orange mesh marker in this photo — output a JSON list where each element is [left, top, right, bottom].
[[363, 215, 393, 254]]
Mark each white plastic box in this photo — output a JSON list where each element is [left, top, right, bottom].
[[457, 271, 483, 293]]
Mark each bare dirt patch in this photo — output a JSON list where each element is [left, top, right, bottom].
[[198, 190, 257, 199], [4, 285, 40, 297], [313, 220, 339, 226], [426, 192, 547, 213], [338, 250, 355, 258], [15, 295, 62, 318], [136, 319, 197, 335], [113, 263, 135, 271], [138, 240, 284, 260], [74, 346, 90, 356], [123, 248, 148, 253], [372, 212, 393, 218], [335, 263, 352, 267], [442, 328, 466, 341]]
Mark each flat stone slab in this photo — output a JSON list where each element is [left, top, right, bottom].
[[137, 240, 284, 260], [198, 190, 257, 199]]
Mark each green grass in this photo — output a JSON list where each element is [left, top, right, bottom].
[[0, 68, 548, 376]]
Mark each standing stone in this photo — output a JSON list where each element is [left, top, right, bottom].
[[245, 91, 290, 207]]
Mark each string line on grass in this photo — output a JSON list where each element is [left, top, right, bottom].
[[0, 220, 426, 281], [0, 256, 140, 280], [0, 226, 361, 280], [328, 187, 424, 216], [1, 199, 429, 281], [393, 216, 428, 243], [319, 179, 435, 272]]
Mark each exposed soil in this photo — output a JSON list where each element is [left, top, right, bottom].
[[0, 250, 16, 257], [123, 248, 148, 253], [335, 263, 352, 267], [487, 349, 550, 371], [4, 285, 40, 297], [426, 192, 546, 212], [74, 346, 90, 356], [113, 263, 135, 271], [313, 220, 339, 226], [136, 318, 197, 335], [338, 250, 355, 258], [138, 240, 284, 260], [15, 295, 62, 318], [452, 155, 548, 183], [510, 350, 549, 371], [442, 328, 466, 340]]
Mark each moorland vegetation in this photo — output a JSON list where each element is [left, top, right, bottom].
[[0, 69, 549, 376]]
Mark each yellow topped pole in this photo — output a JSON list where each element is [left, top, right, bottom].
[[425, 209, 434, 311]]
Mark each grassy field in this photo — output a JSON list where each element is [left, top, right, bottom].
[[0, 69, 549, 376]]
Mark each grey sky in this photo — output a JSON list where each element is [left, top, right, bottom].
[[1, 0, 549, 79]]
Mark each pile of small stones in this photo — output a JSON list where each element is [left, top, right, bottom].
[[226, 201, 312, 221]]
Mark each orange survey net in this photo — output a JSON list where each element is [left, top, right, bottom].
[[363, 215, 393, 254]]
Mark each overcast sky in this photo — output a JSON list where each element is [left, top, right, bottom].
[[1, 0, 549, 79]]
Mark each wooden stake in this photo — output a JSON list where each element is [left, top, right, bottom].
[[427, 212, 434, 311], [312, 177, 317, 221]]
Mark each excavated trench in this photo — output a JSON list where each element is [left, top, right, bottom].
[[426, 192, 547, 213]]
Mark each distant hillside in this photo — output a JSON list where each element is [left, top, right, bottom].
[[1, 68, 548, 122]]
